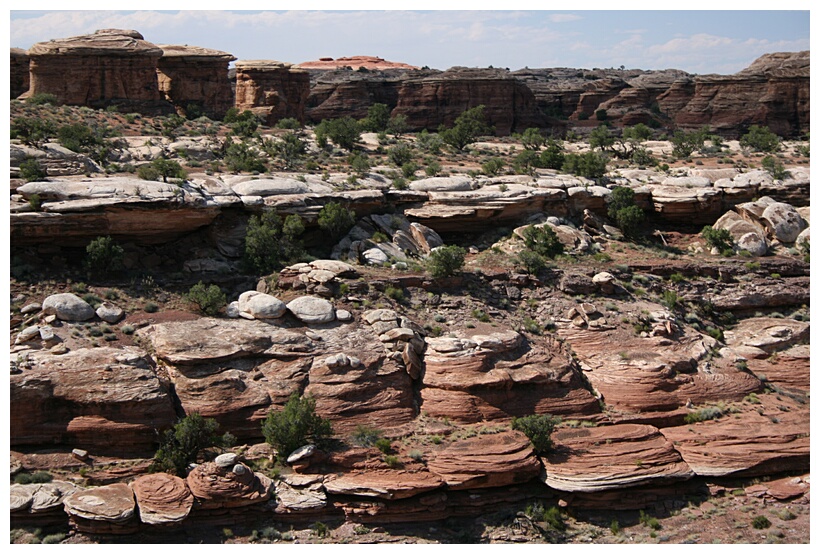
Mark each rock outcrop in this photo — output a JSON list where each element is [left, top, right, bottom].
[[297, 55, 419, 71], [63, 483, 138, 534], [130, 474, 194, 525], [234, 60, 311, 125], [157, 44, 236, 119], [24, 29, 172, 114], [10, 47, 30, 99]]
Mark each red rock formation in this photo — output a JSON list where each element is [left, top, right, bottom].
[[10, 48, 30, 99], [297, 55, 419, 71], [9, 347, 177, 456], [234, 60, 310, 125], [24, 29, 172, 114], [324, 470, 444, 500], [63, 482, 139, 535], [658, 51, 810, 137], [542, 424, 693, 492], [393, 67, 549, 134], [570, 78, 627, 121], [130, 473, 194, 525], [157, 44, 236, 119], [421, 330, 600, 422], [426, 431, 541, 490], [305, 71, 406, 123], [186, 462, 273, 509]]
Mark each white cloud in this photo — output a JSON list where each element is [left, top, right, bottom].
[[549, 14, 581, 23]]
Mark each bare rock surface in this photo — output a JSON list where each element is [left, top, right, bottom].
[[426, 431, 541, 490], [324, 470, 444, 500], [42, 293, 95, 321], [186, 462, 272, 509], [63, 482, 136, 530], [542, 424, 694, 492], [130, 473, 194, 525], [421, 329, 600, 422], [11, 481, 79, 514]]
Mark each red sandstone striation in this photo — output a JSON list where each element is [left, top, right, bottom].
[[426, 431, 541, 490], [10, 48, 30, 99], [420, 330, 600, 423], [297, 55, 419, 71], [324, 470, 444, 500], [658, 51, 810, 137], [63, 482, 139, 535], [157, 44, 236, 119], [24, 29, 172, 114], [130, 473, 194, 525], [9, 347, 176, 456], [234, 60, 311, 125], [185, 461, 273, 509], [542, 424, 694, 492]]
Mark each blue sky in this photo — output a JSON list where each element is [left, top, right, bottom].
[[7, 4, 812, 75]]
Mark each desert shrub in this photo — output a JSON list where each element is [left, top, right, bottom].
[[639, 511, 661, 530], [318, 201, 356, 241], [517, 127, 546, 150], [146, 158, 187, 183], [525, 503, 565, 531], [517, 249, 547, 275], [41, 534, 66, 545], [185, 282, 226, 316], [387, 143, 414, 167], [561, 151, 608, 179], [761, 155, 789, 180], [144, 301, 159, 313], [14, 471, 53, 484], [522, 225, 564, 258], [225, 109, 260, 138], [607, 186, 645, 238], [385, 286, 405, 302], [315, 117, 361, 151], [623, 123, 653, 142], [684, 404, 726, 424], [588, 125, 615, 152], [751, 516, 771, 529], [57, 123, 103, 153], [630, 147, 656, 167], [19, 157, 47, 182], [262, 394, 333, 461], [136, 164, 161, 181], [539, 139, 566, 170], [670, 129, 706, 159], [243, 211, 305, 274], [386, 114, 409, 137], [401, 161, 419, 178], [439, 105, 493, 151], [740, 125, 780, 153], [350, 425, 383, 447], [361, 103, 391, 132], [511, 414, 561, 455], [263, 132, 307, 169], [383, 454, 401, 468], [276, 117, 301, 130], [26, 92, 59, 105], [12, 117, 58, 146], [150, 413, 226, 475], [701, 225, 733, 252], [425, 160, 442, 176], [427, 245, 466, 278], [375, 438, 392, 454], [223, 140, 267, 173], [85, 236, 124, 277], [416, 129, 443, 154], [481, 157, 505, 176]]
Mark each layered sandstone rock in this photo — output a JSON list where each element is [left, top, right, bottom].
[[186, 461, 273, 509], [25, 29, 172, 114], [542, 424, 694, 492], [324, 470, 444, 500], [157, 44, 236, 119], [9, 347, 176, 455], [10, 47, 30, 99], [234, 60, 311, 125], [130, 473, 194, 525], [658, 51, 810, 137], [421, 330, 600, 422], [393, 67, 549, 134], [63, 483, 138, 534], [426, 431, 541, 490]]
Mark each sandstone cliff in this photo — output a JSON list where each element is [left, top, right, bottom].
[[234, 60, 311, 125], [10, 48, 30, 99], [157, 44, 236, 119]]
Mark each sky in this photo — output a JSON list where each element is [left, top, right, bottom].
[[6, 3, 813, 75]]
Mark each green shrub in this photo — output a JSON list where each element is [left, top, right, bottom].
[[761, 155, 789, 180], [610, 520, 621, 535], [85, 236, 124, 277], [511, 414, 561, 455], [561, 151, 608, 179], [41, 533, 66, 545], [243, 210, 305, 274], [684, 405, 726, 424], [224, 109, 260, 138], [661, 290, 679, 309], [318, 201, 356, 241], [517, 128, 546, 150], [26, 92, 59, 105], [262, 393, 333, 461], [751, 515, 771, 529], [223, 140, 267, 173], [361, 103, 391, 132], [315, 117, 361, 151], [740, 125, 780, 153], [401, 161, 419, 178], [701, 226, 733, 252], [276, 117, 301, 130], [375, 437, 392, 454], [440, 105, 493, 151], [427, 245, 466, 278], [11, 116, 57, 146], [383, 454, 401, 468], [516, 249, 546, 275], [525, 503, 565, 531], [669, 273, 685, 283], [57, 123, 103, 153], [522, 225, 564, 258], [185, 282, 226, 316], [137, 164, 161, 182], [19, 157, 47, 182], [13, 471, 53, 484], [481, 157, 505, 176], [425, 160, 442, 177], [387, 143, 414, 167], [350, 425, 383, 447], [144, 301, 159, 313], [522, 317, 542, 335], [385, 286, 405, 302], [607, 186, 644, 238], [149, 413, 223, 475]]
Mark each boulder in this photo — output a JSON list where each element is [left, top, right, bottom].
[[96, 302, 124, 323], [63, 482, 137, 532], [186, 461, 273, 509], [761, 202, 807, 243], [130, 473, 194, 525], [42, 293, 95, 321], [287, 296, 335, 324], [237, 291, 287, 319]]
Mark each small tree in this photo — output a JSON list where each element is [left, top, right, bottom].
[[481, 157, 505, 176], [19, 157, 47, 182], [511, 414, 561, 455], [440, 105, 493, 151], [622, 123, 653, 142], [427, 245, 466, 278], [223, 140, 267, 173], [607, 186, 645, 238], [386, 114, 409, 137], [522, 225, 564, 258], [588, 125, 615, 152], [85, 236, 124, 277], [57, 123, 103, 153], [517, 128, 546, 150], [150, 413, 224, 475], [262, 394, 333, 461], [362, 103, 391, 132], [701, 225, 733, 254], [562, 152, 608, 179], [244, 211, 283, 274], [740, 125, 780, 153], [151, 158, 187, 183], [315, 117, 361, 151], [263, 132, 307, 169], [186, 282, 226, 316], [318, 202, 356, 241], [761, 155, 789, 180], [387, 144, 415, 167]]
